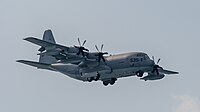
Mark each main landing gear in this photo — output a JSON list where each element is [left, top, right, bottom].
[[87, 73, 100, 82], [103, 78, 117, 86]]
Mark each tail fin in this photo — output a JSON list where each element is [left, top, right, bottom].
[[42, 29, 56, 44], [38, 29, 56, 52], [39, 29, 57, 64]]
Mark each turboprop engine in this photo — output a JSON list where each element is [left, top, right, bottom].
[[140, 72, 165, 81]]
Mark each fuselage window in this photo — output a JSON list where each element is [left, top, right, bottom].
[[130, 57, 142, 63], [144, 55, 149, 60]]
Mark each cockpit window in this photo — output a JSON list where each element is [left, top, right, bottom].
[[144, 54, 149, 59], [137, 53, 149, 60], [136, 53, 145, 57]]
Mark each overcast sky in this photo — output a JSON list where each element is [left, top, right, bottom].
[[1, 0, 200, 112]]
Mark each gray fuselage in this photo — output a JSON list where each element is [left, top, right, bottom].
[[51, 52, 155, 82]]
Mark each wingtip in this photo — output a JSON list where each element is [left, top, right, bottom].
[[23, 37, 34, 41], [16, 60, 21, 62], [16, 60, 24, 63], [172, 72, 179, 75], [16, 60, 30, 64]]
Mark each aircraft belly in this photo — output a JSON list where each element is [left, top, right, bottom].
[[111, 66, 151, 78], [76, 66, 153, 81], [51, 63, 153, 82]]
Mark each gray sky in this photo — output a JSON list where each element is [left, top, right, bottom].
[[1, 0, 200, 112]]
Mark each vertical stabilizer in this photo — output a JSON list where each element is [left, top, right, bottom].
[[43, 29, 56, 44], [39, 29, 57, 64]]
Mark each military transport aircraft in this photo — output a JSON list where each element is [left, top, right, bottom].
[[17, 30, 179, 86]]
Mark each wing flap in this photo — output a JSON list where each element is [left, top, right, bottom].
[[78, 59, 99, 68]]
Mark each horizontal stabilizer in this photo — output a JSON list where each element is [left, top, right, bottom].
[[24, 37, 56, 47], [24, 37, 69, 50], [16, 60, 53, 70], [43, 30, 56, 43]]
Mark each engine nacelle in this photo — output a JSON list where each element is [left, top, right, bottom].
[[140, 73, 165, 81], [86, 52, 103, 60]]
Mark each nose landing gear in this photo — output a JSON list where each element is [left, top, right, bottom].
[[86, 73, 100, 82]]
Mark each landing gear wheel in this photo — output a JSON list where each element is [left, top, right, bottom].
[[110, 81, 115, 85], [103, 81, 109, 86], [137, 71, 144, 77], [110, 78, 117, 85], [94, 74, 100, 81], [87, 77, 94, 82]]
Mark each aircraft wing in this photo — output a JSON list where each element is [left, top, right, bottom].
[[78, 58, 99, 68], [79, 59, 112, 74], [159, 69, 179, 75], [24, 37, 69, 50], [16, 60, 55, 71]]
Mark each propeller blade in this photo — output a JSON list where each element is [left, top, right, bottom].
[[95, 45, 99, 52], [77, 49, 81, 55], [101, 44, 104, 52], [152, 56, 155, 62], [156, 68, 159, 75], [82, 40, 86, 46], [157, 58, 161, 64], [100, 54, 107, 64], [101, 56, 106, 63], [152, 65, 158, 75], [81, 50, 85, 57], [96, 53, 102, 62], [78, 38, 81, 46], [84, 48, 89, 52], [74, 45, 79, 48], [103, 52, 108, 55]]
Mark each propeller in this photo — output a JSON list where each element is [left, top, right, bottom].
[[152, 56, 163, 75], [74, 38, 89, 57], [95, 44, 108, 64], [38, 46, 45, 52]]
